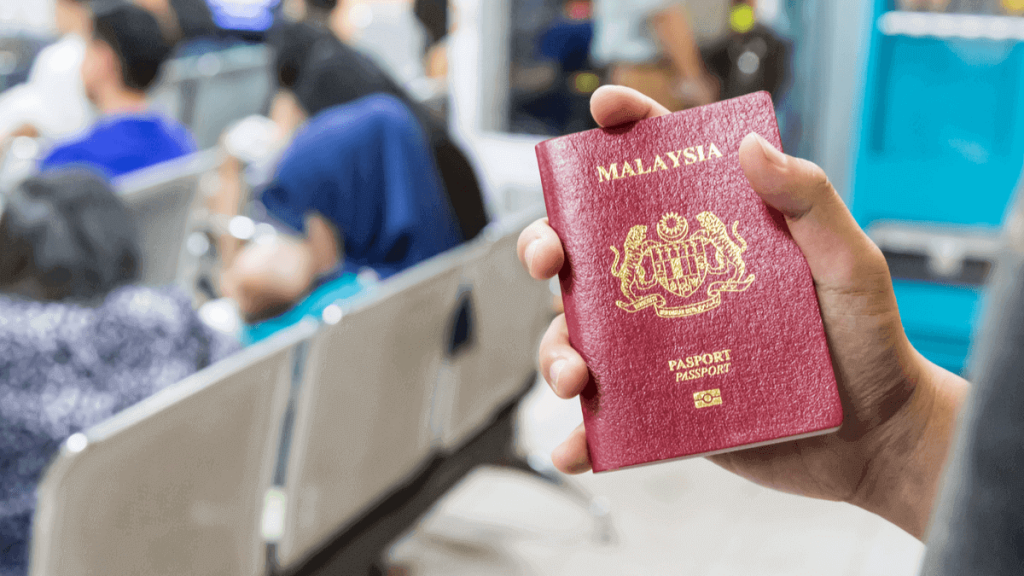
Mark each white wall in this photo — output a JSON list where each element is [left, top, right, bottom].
[[0, 0, 55, 36], [448, 0, 546, 218]]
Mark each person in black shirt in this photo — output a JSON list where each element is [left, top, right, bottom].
[[169, 0, 219, 39], [413, 0, 448, 49], [700, 18, 791, 102], [301, 0, 336, 24]]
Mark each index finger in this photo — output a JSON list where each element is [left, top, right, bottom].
[[517, 217, 565, 280], [590, 85, 672, 128]]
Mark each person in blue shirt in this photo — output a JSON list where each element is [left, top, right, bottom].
[[39, 3, 196, 179], [221, 93, 462, 323]]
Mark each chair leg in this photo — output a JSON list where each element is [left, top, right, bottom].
[[369, 560, 410, 576], [497, 452, 617, 545]]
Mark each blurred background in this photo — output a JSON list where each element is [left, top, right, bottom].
[[0, 0, 1021, 575]]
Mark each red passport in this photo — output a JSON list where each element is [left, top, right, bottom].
[[536, 91, 842, 472]]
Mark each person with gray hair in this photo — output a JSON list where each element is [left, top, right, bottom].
[[0, 170, 237, 575]]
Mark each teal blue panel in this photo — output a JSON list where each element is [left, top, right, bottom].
[[853, 35, 1024, 227], [892, 280, 984, 374], [849, 0, 1024, 373]]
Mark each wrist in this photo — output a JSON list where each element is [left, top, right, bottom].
[[848, 354, 968, 539]]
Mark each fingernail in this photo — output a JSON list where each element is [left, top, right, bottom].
[[553, 440, 590, 474], [549, 359, 567, 395], [753, 133, 786, 167], [525, 239, 540, 269]]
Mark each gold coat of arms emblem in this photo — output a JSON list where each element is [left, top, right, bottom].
[[610, 211, 755, 318]]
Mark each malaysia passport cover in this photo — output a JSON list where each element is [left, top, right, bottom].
[[536, 91, 842, 472]]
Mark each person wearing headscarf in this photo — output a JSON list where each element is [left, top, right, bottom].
[[222, 93, 462, 322], [269, 19, 489, 242]]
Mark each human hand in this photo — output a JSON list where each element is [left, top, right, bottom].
[[517, 85, 967, 538], [10, 124, 40, 139]]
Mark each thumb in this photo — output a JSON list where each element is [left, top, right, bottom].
[[738, 133, 887, 290]]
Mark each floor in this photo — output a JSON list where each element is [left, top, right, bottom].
[[387, 380, 925, 576]]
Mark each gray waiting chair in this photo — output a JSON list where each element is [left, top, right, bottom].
[[190, 46, 273, 149], [114, 150, 221, 287], [30, 321, 317, 576], [150, 44, 273, 149], [148, 72, 186, 125], [274, 244, 478, 569], [436, 207, 553, 450]]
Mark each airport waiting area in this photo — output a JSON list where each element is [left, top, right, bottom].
[[2, 0, 1024, 574]]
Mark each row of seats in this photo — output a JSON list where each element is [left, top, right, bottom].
[[149, 44, 275, 149], [112, 149, 222, 287], [0, 44, 270, 191], [28, 204, 553, 575]]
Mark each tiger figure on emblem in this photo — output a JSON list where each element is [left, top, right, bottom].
[[610, 211, 755, 318]]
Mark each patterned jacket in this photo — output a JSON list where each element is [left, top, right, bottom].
[[0, 286, 238, 575]]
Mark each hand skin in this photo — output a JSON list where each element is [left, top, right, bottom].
[[517, 85, 968, 540]]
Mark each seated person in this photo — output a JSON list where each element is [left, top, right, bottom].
[[135, 0, 268, 51], [39, 3, 196, 179], [270, 17, 489, 242], [293, 0, 336, 26], [221, 93, 462, 322], [413, 0, 450, 77], [0, 0, 93, 145], [201, 0, 278, 42], [135, 0, 219, 44], [0, 170, 237, 575], [230, 239, 366, 345]]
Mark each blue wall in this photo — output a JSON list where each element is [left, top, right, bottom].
[[851, 0, 1024, 373]]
